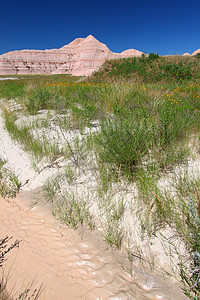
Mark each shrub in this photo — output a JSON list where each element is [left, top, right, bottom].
[[148, 53, 160, 60], [95, 116, 152, 176]]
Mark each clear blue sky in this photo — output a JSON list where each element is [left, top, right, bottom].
[[0, 0, 200, 56]]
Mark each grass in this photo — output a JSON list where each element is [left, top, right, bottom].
[[90, 54, 200, 84], [0, 74, 79, 101], [3, 109, 64, 164], [0, 157, 20, 198], [136, 168, 200, 299], [100, 198, 124, 248], [54, 192, 95, 230], [172, 175, 200, 299], [94, 115, 152, 177], [44, 177, 95, 230], [1, 58, 200, 298]]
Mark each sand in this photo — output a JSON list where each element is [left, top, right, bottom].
[[0, 190, 186, 300]]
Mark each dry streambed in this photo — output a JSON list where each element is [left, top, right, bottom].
[[0, 107, 188, 299]]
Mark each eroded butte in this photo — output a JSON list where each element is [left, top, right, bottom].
[[0, 35, 143, 76]]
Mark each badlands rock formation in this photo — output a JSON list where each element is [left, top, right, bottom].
[[182, 49, 200, 56], [192, 49, 200, 55], [0, 35, 143, 76]]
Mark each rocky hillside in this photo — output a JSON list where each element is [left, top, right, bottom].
[[0, 35, 143, 76]]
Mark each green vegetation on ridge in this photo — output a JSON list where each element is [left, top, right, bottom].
[[91, 54, 200, 84]]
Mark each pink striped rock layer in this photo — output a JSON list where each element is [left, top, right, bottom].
[[0, 35, 143, 76]]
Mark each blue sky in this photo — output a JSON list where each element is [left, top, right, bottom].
[[0, 0, 200, 56]]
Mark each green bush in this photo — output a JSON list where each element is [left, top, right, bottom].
[[148, 53, 160, 60], [95, 116, 152, 176]]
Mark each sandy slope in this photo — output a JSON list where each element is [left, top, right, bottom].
[[0, 109, 187, 299]]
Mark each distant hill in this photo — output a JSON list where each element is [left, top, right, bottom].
[[0, 35, 143, 76]]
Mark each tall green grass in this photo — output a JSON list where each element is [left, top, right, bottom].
[[95, 115, 152, 177]]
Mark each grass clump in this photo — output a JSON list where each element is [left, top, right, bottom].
[[0, 158, 20, 198], [0, 237, 20, 268], [25, 87, 67, 115], [44, 175, 94, 230], [101, 198, 124, 249], [54, 192, 95, 230], [3, 109, 63, 163], [95, 115, 152, 177]]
